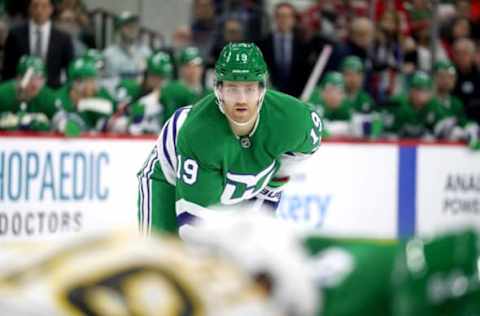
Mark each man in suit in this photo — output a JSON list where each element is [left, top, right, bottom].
[[2, 0, 74, 88], [256, 2, 310, 97]]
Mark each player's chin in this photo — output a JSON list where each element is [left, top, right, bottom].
[[231, 112, 253, 123]]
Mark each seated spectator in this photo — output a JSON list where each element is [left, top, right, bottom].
[[112, 51, 173, 135], [55, 8, 87, 57], [2, 0, 74, 88], [171, 25, 193, 57], [382, 71, 443, 139], [52, 57, 116, 135], [0, 55, 56, 131], [191, 0, 217, 59], [442, 16, 472, 59], [103, 11, 151, 81], [217, 0, 268, 42], [257, 2, 310, 97], [452, 38, 480, 124], [208, 17, 245, 66], [433, 59, 480, 149], [162, 46, 211, 115], [341, 17, 374, 64], [370, 10, 405, 103]]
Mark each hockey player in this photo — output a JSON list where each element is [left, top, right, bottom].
[[0, 231, 315, 316], [52, 57, 116, 135], [0, 55, 57, 131], [120, 52, 174, 135], [137, 43, 323, 234], [432, 59, 480, 149], [115, 51, 173, 105], [190, 212, 480, 316], [161, 46, 212, 116], [382, 71, 443, 139], [341, 56, 375, 114], [391, 229, 480, 316]]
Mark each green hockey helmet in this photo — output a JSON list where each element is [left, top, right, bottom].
[[147, 51, 173, 78], [433, 59, 456, 75], [410, 71, 432, 90], [83, 49, 105, 70], [115, 11, 139, 30], [215, 43, 268, 83], [16, 55, 45, 76], [178, 46, 203, 66], [341, 56, 364, 73], [68, 57, 98, 81], [321, 71, 345, 89]]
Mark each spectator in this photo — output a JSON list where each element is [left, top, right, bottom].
[[217, 0, 268, 42], [55, 0, 89, 28], [191, 0, 217, 60], [370, 10, 405, 102], [0, 55, 56, 131], [172, 25, 193, 55], [442, 17, 473, 59], [103, 11, 151, 81], [209, 17, 245, 66], [52, 57, 116, 135], [341, 17, 374, 64], [55, 0, 95, 49], [162, 46, 211, 115], [54, 8, 86, 57], [257, 2, 310, 97], [2, 0, 74, 88], [451, 38, 480, 124]]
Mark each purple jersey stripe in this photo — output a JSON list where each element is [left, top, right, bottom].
[[162, 120, 174, 170]]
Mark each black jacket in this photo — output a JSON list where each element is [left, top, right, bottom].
[[2, 22, 74, 88], [256, 33, 311, 97]]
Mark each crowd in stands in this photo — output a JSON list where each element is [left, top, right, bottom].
[[0, 0, 479, 148]]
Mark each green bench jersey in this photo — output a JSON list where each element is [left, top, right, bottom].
[[309, 87, 353, 121], [0, 79, 57, 118], [435, 95, 469, 127], [383, 94, 443, 138], [138, 90, 322, 234], [304, 236, 400, 316], [347, 90, 376, 114], [392, 230, 480, 316], [54, 85, 116, 130], [161, 80, 212, 119], [116, 79, 142, 103]]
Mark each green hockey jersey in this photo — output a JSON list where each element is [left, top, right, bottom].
[[346, 90, 376, 114], [138, 90, 322, 234], [161, 80, 212, 119], [115, 79, 142, 103], [434, 94, 469, 127], [391, 230, 480, 316], [0, 79, 57, 118], [304, 236, 400, 316], [383, 94, 443, 138], [308, 87, 353, 121], [53, 85, 116, 131]]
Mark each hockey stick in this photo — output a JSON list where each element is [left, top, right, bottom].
[[300, 45, 332, 102]]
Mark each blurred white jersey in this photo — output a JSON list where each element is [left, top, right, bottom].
[[0, 231, 274, 316]]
